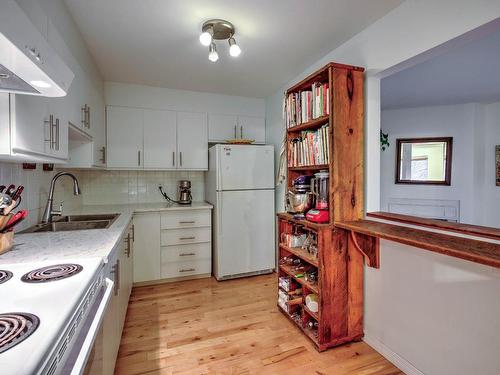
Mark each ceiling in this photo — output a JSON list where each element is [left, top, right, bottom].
[[64, 0, 402, 98], [381, 25, 500, 110]]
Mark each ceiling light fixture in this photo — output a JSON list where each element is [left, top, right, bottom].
[[200, 19, 241, 62], [208, 43, 219, 62]]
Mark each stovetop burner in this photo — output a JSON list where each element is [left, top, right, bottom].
[[0, 313, 39, 354], [21, 264, 83, 283], [0, 270, 13, 285]]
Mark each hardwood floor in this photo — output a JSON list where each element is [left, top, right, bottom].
[[115, 274, 403, 375]]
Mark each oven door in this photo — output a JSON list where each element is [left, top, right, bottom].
[[67, 278, 114, 375]]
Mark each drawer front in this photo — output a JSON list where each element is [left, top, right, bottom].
[[161, 227, 211, 246], [161, 243, 211, 263], [160, 210, 211, 229], [161, 259, 211, 279]]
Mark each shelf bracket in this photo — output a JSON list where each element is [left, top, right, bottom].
[[349, 230, 380, 269]]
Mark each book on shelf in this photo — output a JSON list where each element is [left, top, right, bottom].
[[286, 82, 330, 128], [288, 124, 329, 167]]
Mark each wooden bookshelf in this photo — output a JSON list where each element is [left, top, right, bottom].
[[277, 61, 365, 351]]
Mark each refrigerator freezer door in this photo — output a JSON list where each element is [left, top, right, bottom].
[[215, 189, 275, 279], [217, 144, 274, 191]]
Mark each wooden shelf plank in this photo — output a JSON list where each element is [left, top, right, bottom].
[[303, 304, 319, 321], [288, 164, 329, 171], [287, 116, 330, 133], [277, 212, 332, 231], [335, 220, 500, 269], [279, 244, 319, 267], [278, 305, 319, 347], [279, 264, 319, 294], [367, 211, 500, 240]]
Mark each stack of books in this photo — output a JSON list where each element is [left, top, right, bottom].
[[288, 124, 329, 167], [286, 82, 330, 128]]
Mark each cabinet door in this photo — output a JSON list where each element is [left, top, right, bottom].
[[47, 97, 69, 160], [133, 213, 161, 282], [102, 258, 120, 375], [90, 86, 106, 167], [177, 112, 208, 170], [106, 106, 143, 168], [238, 116, 265, 144], [11, 94, 50, 156], [208, 113, 238, 142], [143, 109, 177, 169]]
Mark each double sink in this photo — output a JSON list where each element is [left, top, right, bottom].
[[21, 214, 120, 233]]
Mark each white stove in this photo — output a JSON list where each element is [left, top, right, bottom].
[[0, 257, 113, 375]]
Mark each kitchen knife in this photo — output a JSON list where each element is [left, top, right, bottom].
[[1, 210, 28, 233], [11, 186, 24, 202], [5, 184, 15, 196]]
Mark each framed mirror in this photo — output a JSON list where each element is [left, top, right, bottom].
[[395, 137, 452, 185]]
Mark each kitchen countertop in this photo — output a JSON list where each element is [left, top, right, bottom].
[[0, 202, 213, 265]]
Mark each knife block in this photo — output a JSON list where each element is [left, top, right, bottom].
[[0, 231, 14, 254], [0, 214, 14, 254]]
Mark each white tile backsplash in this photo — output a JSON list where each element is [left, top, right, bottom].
[[0, 162, 83, 231], [78, 170, 205, 205], [0, 162, 205, 231]]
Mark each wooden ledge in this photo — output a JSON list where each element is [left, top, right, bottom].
[[335, 220, 500, 269], [367, 211, 500, 240]]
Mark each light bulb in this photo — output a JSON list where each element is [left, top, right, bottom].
[[228, 37, 241, 57], [199, 26, 213, 46], [208, 43, 219, 62]]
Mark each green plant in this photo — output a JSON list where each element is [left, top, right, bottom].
[[380, 130, 390, 151]]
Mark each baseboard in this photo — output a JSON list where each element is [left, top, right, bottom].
[[363, 334, 425, 375]]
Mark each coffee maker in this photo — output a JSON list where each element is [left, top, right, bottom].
[[178, 180, 192, 205]]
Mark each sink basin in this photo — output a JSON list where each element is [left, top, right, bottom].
[[56, 214, 120, 223], [20, 213, 120, 233]]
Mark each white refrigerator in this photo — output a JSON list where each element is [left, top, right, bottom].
[[206, 144, 275, 280]]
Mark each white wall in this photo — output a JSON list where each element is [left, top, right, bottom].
[[105, 82, 265, 117], [264, 2, 500, 374], [380, 102, 500, 228], [380, 104, 477, 224]]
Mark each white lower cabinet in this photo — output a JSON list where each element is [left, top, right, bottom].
[[133, 213, 161, 282], [133, 209, 212, 283], [100, 221, 134, 375]]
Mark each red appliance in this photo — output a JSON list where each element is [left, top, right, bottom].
[[306, 171, 329, 223], [306, 209, 329, 223]]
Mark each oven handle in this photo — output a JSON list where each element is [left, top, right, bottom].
[[70, 278, 114, 375]]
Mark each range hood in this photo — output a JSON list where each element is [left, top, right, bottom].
[[0, 1, 74, 97]]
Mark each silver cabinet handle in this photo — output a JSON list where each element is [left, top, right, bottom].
[[179, 253, 196, 257], [131, 224, 135, 242], [240, 125, 243, 139], [55, 118, 60, 151], [81, 104, 89, 128], [125, 234, 131, 257], [44, 115, 54, 148], [172, 151, 175, 166], [179, 268, 195, 273], [179, 236, 195, 240], [234, 125, 237, 138], [111, 260, 120, 296], [179, 152, 182, 166], [179, 221, 195, 224], [138, 150, 141, 166], [100, 146, 106, 164], [87, 105, 91, 129]]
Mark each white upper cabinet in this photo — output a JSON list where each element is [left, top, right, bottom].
[[177, 112, 208, 170], [143, 109, 177, 169], [238, 116, 265, 144], [208, 114, 238, 142], [208, 113, 265, 144], [106, 106, 208, 170], [106, 106, 143, 168]]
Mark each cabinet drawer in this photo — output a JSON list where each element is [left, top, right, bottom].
[[161, 243, 211, 263], [161, 227, 211, 246], [160, 210, 211, 229], [161, 259, 211, 279]]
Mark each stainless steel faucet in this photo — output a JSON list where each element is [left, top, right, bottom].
[[42, 172, 81, 223]]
